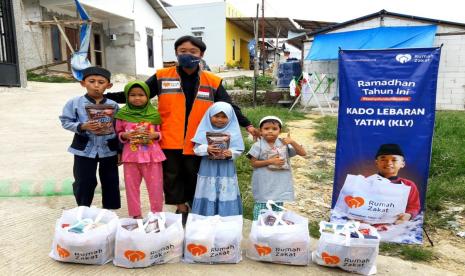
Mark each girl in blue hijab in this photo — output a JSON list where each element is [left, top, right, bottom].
[[191, 102, 244, 216]]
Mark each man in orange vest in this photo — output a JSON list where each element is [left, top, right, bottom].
[[107, 36, 259, 223]]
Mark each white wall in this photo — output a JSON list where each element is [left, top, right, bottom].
[[162, 2, 226, 67], [132, 0, 164, 77], [22, 0, 45, 70], [14, 0, 27, 87], [104, 19, 137, 76], [303, 16, 465, 110], [37, 0, 165, 77]]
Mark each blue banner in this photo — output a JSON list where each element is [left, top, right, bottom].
[[330, 48, 441, 244]]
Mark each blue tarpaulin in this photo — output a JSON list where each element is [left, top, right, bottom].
[[71, 0, 92, 81], [306, 25, 437, 60]]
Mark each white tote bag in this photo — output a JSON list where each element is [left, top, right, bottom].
[[312, 221, 380, 275], [113, 212, 184, 268], [333, 174, 411, 224], [183, 214, 243, 264], [49, 206, 118, 265], [246, 201, 311, 265]]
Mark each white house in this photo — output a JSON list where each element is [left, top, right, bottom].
[[288, 10, 465, 110], [21, 0, 177, 78]]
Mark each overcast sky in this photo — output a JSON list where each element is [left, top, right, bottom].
[[165, 0, 464, 24]]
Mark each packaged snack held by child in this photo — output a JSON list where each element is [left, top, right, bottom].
[[206, 132, 230, 160], [85, 104, 116, 135], [128, 122, 152, 145], [266, 144, 290, 170]]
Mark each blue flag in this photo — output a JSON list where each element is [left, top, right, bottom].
[[71, 0, 92, 81]]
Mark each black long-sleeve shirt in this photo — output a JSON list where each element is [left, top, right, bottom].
[[106, 67, 251, 127]]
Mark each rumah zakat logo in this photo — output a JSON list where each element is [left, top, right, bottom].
[[187, 243, 208, 256], [56, 244, 70, 258], [254, 244, 272, 256], [345, 195, 365, 208], [322, 252, 340, 265], [124, 250, 146, 262], [396, 54, 412, 63]]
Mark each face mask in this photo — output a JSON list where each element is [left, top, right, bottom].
[[177, 54, 201, 68]]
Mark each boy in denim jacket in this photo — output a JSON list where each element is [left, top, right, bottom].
[[59, 67, 121, 209]]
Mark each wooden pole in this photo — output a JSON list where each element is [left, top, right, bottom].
[[253, 4, 259, 107], [53, 16, 75, 54], [261, 0, 265, 76]]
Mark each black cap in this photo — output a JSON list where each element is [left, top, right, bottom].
[[174, 35, 207, 52], [375, 144, 404, 158], [82, 66, 111, 81]]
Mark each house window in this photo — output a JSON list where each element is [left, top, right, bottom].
[[51, 26, 62, 62], [146, 28, 154, 68], [232, 39, 236, 61], [93, 34, 103, 67]]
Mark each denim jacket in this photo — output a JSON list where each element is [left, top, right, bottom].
[[59, 94, 119, 158]]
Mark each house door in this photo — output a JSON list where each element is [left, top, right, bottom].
[[65, 27, 79, 71], [0, 0, 20, 86]]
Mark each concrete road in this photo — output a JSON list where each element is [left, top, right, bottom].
[[0, 82, 457, 275]]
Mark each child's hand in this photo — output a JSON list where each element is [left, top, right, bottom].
[[148, 132, 159, 140], [82, 120, 101, 132], [280, 131, 295, 145], [121, 131, 132, 140], [394, 213, 412, 224], [268, 155, 285, 166], [223, 149, 232, 158], [207, 145, 221, 155]]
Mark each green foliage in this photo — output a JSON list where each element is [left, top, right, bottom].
[[308, 221, 321, 238], [229, 91, 267, 107], [233, 75, 274, 91], [313, 116, 338, 141], [27, 72, 76, 83]]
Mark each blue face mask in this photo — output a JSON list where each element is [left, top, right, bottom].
[[177, 54, 201, 68]]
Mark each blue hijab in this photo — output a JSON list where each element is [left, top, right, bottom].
[[192, 102, 244, 151]]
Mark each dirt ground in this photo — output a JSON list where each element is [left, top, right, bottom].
[[283, 114, 465, 276]]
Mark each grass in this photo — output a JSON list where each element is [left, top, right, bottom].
[[427, 111, 465, 212], [380, 243, 435, 262], [27, 71, 76, 83], [313, 116, 338, 141], [236, 106, 307, 220]]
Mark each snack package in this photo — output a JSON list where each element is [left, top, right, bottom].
[[266, 144, 290, 170], [206, 132, 230, 160], [129, 122, 153, 145], [85, 104, 116, 135]]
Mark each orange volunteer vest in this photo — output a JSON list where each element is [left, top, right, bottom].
[[156, 67, 222, 155]]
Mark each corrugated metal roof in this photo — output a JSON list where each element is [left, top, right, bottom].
[[287, 9, 465, 48], [227, 17, 302, 38]]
